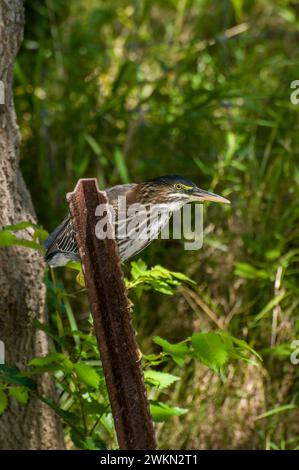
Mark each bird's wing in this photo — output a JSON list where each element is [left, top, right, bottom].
[[106, 183, 137, 205], [45, 215, 78, 263], [45, 183, 137, 265]]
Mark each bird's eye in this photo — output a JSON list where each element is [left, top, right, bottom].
[[175, 183, 183, 191]]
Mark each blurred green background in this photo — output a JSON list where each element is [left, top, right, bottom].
[[15, 0, 299, 449]]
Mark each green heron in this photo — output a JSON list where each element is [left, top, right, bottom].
[[45, 175, 230, 267]]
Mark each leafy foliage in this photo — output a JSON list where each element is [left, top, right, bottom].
[[2, 0, 298, 450], [150, 402, 188, 422], [126, 259, 196, 296], [153, 331, 260, 373], [0, 222, 46, 251], [0, 242, 260, 448]]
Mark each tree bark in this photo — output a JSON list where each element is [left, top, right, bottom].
[[0, 0, 64, 449]]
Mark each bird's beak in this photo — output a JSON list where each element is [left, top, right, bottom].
[[191, 188, 230, 204]]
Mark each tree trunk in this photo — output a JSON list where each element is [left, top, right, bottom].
[[0, 0, 64, 449]]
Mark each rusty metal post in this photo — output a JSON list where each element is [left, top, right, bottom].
[[67, 179, 156, 450]]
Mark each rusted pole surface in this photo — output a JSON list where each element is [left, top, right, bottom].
[[67, 179, 156, 450]]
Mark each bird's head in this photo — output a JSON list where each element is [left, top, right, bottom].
[[141, 175, 230, 207]]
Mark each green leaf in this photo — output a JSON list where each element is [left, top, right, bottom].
[[127, 260, 194, 295], [170, 271, 196, 285], [221, 332, 262, 362], [150, 402, 187, 422], [66, 261, 82, 271], [265, 249, 280, 260], [261, 343, 292, 360], [0, 229, 43, 251], [29, 353, 73, 374], [151, 282, 174, 296], [74, 363, 100, 389], [254, 404, 297, 421], [29, 363, 65, 374], [234, 262, 269, 280], [231, 0, 243, 20], [114, 147, 130, 183], [153, 337, 189, 366], [4, 221, 36, 231], [130, 259, 148, 279], [28, 352, 66, 366], [254, 293, 288, 322], [70, 429, 106, 450], [0, 365, 36, 390], [84, 399, 108, 415], [76, 271, 85, 287], [191, 332, 228, 373], [63, 296, 80, 347], [33, 226, 49, 242], [142, 353, 168, 367], [144, 370, 180, 390], [150, 266, 173, 280], [84, 133, 102, 156], [9, 386, 29, 405], [0, 389, 8, 415], [62, 358, 75, 374]]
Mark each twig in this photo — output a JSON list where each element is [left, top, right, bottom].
[[179, 285, 224, 329]]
